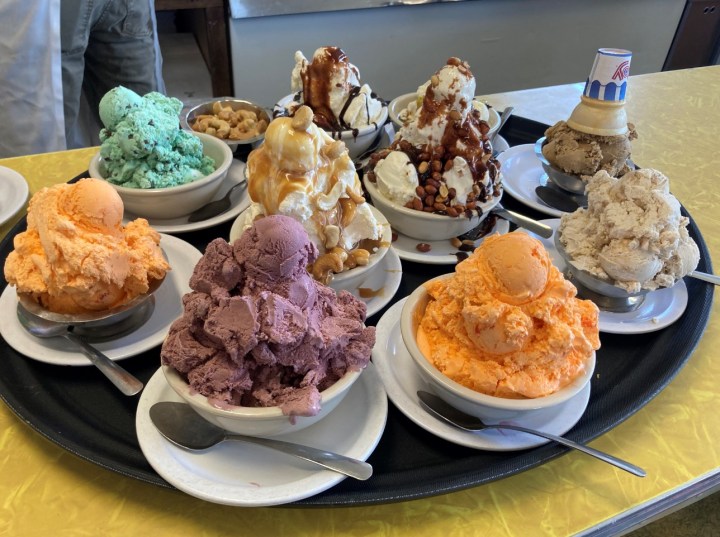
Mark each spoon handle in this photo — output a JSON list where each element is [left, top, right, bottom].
[[490, 106, 514, 144], [63, 333, 144, 396], [689, 270, 720, 285], [226, 434, 373, 480], [483, 423, 646, 477], [493, 207, 553, 239]]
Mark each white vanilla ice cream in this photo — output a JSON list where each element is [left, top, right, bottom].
[[374, 151, 419, 205], [401, 80, 490, 126], [399, 61, 477, 148], [290, 47, 384, 131], [558, 168, 700, 292], [245, 106, 383, 262]]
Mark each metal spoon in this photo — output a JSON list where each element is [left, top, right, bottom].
[[16, 305, 143, 395], [535, 185, 583, 213], [492, 204, 553, 238], [187, 181, 247, 222], [490, 106, 514, 145], [149, 401, 373, 480], [417, 390, 646, 477], [689, 271, 720, 285]]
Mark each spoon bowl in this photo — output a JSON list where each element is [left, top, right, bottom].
[[535, 185, 585, 213], [417, 390, 645, 477], [149, 401, 373, 480], [16, 304, 144, 395]]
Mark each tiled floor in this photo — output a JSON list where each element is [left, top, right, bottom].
[[156, 27, 719, 537]]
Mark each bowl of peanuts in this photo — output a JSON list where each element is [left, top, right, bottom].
[[184, 98, 271, 148]]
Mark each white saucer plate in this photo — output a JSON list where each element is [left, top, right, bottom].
[[122, 160, 250, 234], [0, 234, 200, 365], [229, 207, 401, 317], [372, 299, 591, 451], [391, 218, 510, 265], [136, 363, 387, 506], [524, 219, 689, 334], [0, 166, 30, 226], [497, 144, 565, 218]]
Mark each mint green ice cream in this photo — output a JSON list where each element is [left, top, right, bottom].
[[99, 87, 215, 189]]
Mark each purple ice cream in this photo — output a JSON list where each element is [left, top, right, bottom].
[[160, 215, 375, 416]]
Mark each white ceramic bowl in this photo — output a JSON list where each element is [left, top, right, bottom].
[[274, 94, 388, 160], [388, 93, 501, 137], [400, 275, 596, 421], [89, 132, 233, 220], [162, 364, 362, 437], [183, 98, 270, 148], [363, 176, 501, 241]]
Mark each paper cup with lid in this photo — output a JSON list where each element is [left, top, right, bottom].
[[567, 48, 632, 136]]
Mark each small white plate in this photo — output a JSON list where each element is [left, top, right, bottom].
[[0, 234, 200, 365], [497, 144, 564, 218], [372, 299, 591, 451], [122, 160, 250, 234], [136, 363, 387, 506], [524, 219, 689, 334], [391, 218, 510, 265], [0, 166, 30, 226]]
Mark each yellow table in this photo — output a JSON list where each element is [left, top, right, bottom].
[[1, 66, 718, 536]]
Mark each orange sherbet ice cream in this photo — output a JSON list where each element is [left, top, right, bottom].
[[417, 232, 600, 399], [4, 178, 170, 314]]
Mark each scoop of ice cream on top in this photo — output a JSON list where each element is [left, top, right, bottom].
[[541, 49, 637, 179], [288, 46, 385, 132], [558, 168, 700, 292], [98, 86, 215, 189], [3, 178, 170, 314], [417, 232, 600, 399], [400, 79, 490, 126], [160, 214, 375, 417], [541, 120, 638, 177], [367, 58, 501, 216], [244, 106, 385, 284]]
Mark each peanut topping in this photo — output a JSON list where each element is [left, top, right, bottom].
[[291, 105, 315, 131]]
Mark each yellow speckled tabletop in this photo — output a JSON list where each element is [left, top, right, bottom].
[[1, 66, 718, 536]]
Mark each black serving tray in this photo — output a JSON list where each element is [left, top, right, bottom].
[[0, 117, 714, 506]]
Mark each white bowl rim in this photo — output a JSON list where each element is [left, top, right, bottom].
[[331, 203, 391, 283], [400, 274, 596, 410], [275, 93, 388, 137], [363, 174, 501, 221], [162, 364, 363, 420], [90, 132, 233, 194]]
